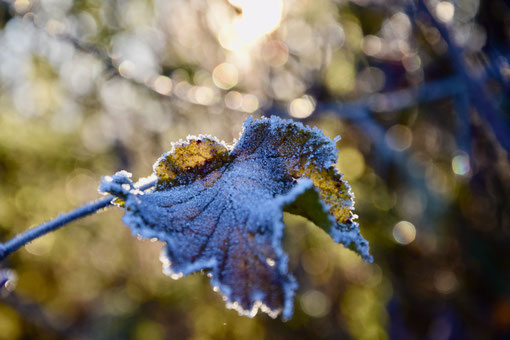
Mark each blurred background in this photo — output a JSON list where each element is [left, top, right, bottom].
[[0, 0, 509, 339]]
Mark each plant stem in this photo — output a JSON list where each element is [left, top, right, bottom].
[[0, 180, 156, 261]]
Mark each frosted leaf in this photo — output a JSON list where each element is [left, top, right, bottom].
[[99, 116, 371, 320]]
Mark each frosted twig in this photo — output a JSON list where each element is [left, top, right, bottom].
[[0, 180, 156, 261]]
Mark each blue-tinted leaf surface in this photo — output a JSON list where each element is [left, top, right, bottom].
[[99, 116, 371, 320]]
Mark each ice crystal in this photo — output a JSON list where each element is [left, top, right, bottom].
[[99, 116, 371, 320]]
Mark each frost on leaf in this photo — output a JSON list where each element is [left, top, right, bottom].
[[99, 116, 371, 320]]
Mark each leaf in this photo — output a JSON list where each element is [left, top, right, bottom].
[[99, 116, 371, 320]]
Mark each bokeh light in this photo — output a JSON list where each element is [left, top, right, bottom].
[[385, 124, 413, 151], [434, 270, 458, 294], [152, 76, 173, 96], [392, 221, 417, 245], [452, 153, 470, 175], [362, 35, 382, 57], [118, 60, 136, 79], [261, 40, 289, 67], [300, 290, 331, 318], [436, 2, 455, 23], [337, 147, 366, 181], [213, 63, 239, 90], [289, 95, 315, 119], [325, 52, 356, 95], [240, 93, 259, 113]]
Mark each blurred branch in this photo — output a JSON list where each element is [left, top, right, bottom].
[[316, 76, 463, 117], [267, 75, 464, 119], [454, 91, 472, 154], [415, 0, 510, 152], [0, 0, 470, 120], [3, 0, 504, 131], [0, 0, 170, 97], [0, 180, 156, 262], [1, 292, 72, 336]]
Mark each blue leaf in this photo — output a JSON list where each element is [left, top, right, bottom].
[[100, 116, 371, 320]]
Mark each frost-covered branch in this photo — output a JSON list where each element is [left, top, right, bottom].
[[0, 180, 156, 261]]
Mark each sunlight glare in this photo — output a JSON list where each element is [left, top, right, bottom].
[[220, 0, 284, 51]]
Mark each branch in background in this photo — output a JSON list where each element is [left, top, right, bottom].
[[0, 0, 176, 101], [454, 91, 472, 154], [267, 75, 463, 120], [316, 76, 463, 117], [1, 0, 476, 122], [5, 0, 504, 138], [1, 1, 499, 165], [1, 292, 73, 337], [415, 0, 510, 152], [0, 180, 156, 262]]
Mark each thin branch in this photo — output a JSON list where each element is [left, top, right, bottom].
[[0, 180, 156, 261]]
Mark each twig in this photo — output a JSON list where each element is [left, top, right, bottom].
[[0, 180, 156, 261]]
